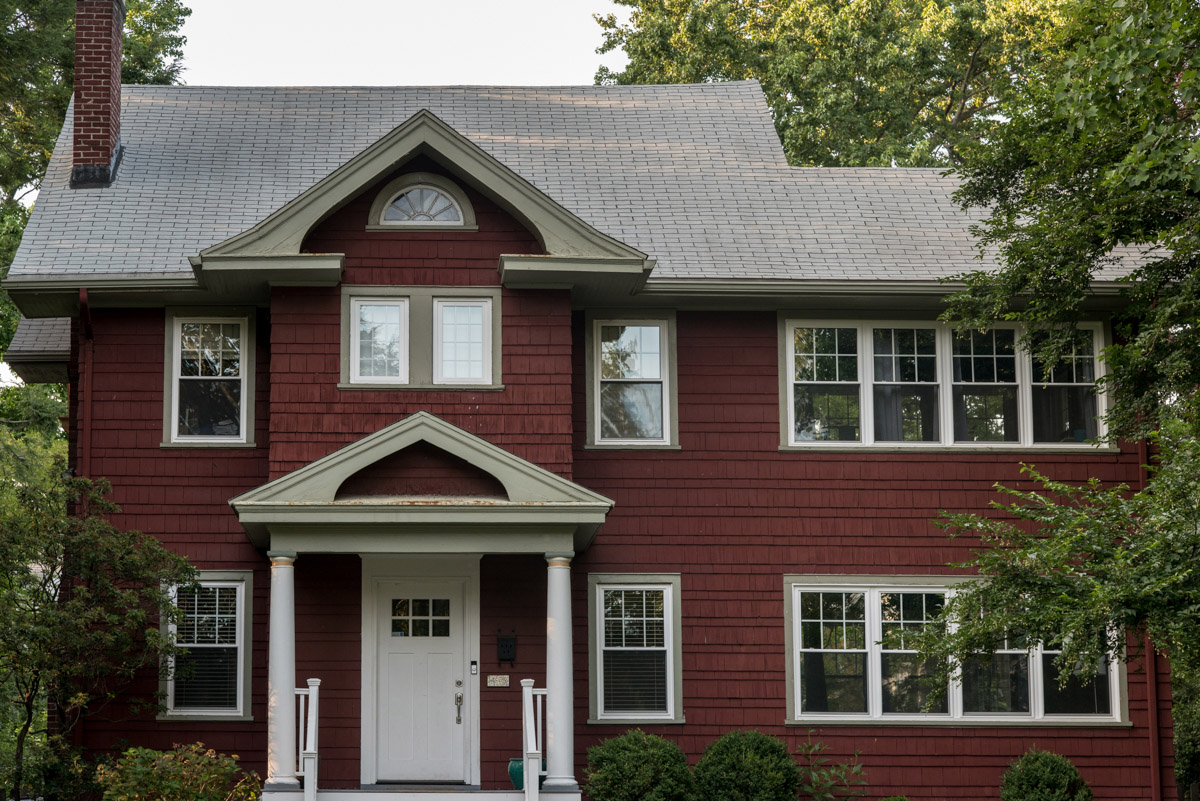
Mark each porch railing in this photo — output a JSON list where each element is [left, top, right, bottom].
[[295, 678, 321, 801], [520, 679, 547, 801]]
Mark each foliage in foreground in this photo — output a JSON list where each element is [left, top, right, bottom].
[[693, 730, 799, 801], [97, 743, 260, 801], [0, 450, 196, 801], [999, 749, 1092, 801], [795, 734, 867, 800], [584, 729, 696, 801], [595, 0, 1068, 167]]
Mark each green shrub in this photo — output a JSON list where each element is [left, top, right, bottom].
[[999, 748, 1092, 801], [97, 743, 260, 801], [694, 730, 799, 801], [584, 729, 696, 801]]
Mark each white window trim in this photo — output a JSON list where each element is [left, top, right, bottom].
[[349, 298, 410, 385], [592, 318, 672, 447], [784, 576, 1124, 726], [587, 573, 684, 724], [162, 573, 253, 721], [783, 320, 1107, 449], [168, 315, 250, 445], [433, 298, 492, 386]]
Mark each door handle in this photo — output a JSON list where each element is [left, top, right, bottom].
[[455, 692, 464, 724]]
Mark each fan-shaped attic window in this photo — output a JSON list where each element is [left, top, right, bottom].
[[385, 186, 462, 224], [367, 172, 478, 232]]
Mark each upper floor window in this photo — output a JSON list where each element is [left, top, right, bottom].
[[367, 172, 478, 231], [339, 287, 500, 389], [785, 576, 1120, 725], [592, 319, 674, 446], [783, 320, 1104, 448], [167, 314, 254, 446]]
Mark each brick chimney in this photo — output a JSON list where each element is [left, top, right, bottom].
[[71, 0, 124, 188]]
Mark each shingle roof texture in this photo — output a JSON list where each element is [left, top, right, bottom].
[[5, 317, 70, 359], [9, 81, 1047, 285]]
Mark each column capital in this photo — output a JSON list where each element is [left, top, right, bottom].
[[545, 551, 574, 567], [267, 551, 297, 566]]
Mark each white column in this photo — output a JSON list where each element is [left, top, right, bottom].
[[543, 553, 578, 793], [266, 551, 299, 789]]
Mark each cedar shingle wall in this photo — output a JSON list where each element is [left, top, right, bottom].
[[572, 310, 1170, 800]]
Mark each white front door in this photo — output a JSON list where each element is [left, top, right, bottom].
[[376, 578, 469, 782]]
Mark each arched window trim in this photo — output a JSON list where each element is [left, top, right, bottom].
[[366, 172, 478, 232]]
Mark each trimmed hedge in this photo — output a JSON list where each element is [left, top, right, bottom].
[[694, 730, 800, 801], [1000, 749, 1092, 801], [584, 729, 696, 801]]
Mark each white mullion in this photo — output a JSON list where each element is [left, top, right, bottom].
[[1030, 643, 1045, 719], [1016, 324, 1034, 446], [867, 588, 882, 718], [937, 325, 954, 446], [859, 325, 874, 445]]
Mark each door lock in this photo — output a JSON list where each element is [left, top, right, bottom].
[[455, 692, 464, 724]]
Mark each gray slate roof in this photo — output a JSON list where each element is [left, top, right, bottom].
[[9, 81, 1037, 286], [6, 317, 70, 359]]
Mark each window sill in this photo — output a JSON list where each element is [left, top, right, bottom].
[[778, 444, 1121, 455], [585, 443, 682, 451], [160, 440, 257, 449], [336, 382, 505, 392], [588, 716, 686, 726], [158, 711, 254, 723], [785, 716, 1128, 728]]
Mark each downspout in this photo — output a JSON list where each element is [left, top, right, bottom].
[[78, 289, 94, 481], [1138, 436, 1163, 800]]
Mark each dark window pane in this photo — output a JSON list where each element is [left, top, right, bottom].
[[954, 386, 1019, 442], [881, 654, 947, 714], [873, 328, 892, 354], [1032, 386, 1097, 442], [962, 654, 1030, 713], [600, 382, 664, 439], [874, 385, 939, 442], [603, 650, 667, 713], [874, 356, 894, 382], [800, 652, 867, 713], [800, 592, 820, 620], [896, 329, 915, 353], [953, 356, 972, 382], [917, 356, 937, 383], [794, 385, 860, 441], [816, 355, 837, 382], [1043, 654, 1111, 715], [836, 328, 857, 353], [174, 647, 238, 709], [916, 329, 936, 354], [816, 328, 836, 353], [177, 379, 241, 437]]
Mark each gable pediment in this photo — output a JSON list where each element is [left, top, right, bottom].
[[230, 412, 612, 553], [200, 109, 645, 263]]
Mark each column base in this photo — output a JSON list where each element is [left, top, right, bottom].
[[264, 776, 301, 789], [541, 777, 581, 793]]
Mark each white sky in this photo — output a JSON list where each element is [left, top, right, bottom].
[[180, 0, 630, 86]]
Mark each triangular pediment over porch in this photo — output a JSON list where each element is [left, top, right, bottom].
[[230, 412, 612, 554]]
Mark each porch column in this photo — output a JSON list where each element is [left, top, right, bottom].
[[266, 551, 299, 789], [543, 552, 578, 793]]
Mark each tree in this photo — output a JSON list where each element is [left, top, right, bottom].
[[0, 0, 192, 350], [594, 0, 1066, 167], [922, 0, 1199, 786], [0, 443, 196, 801]]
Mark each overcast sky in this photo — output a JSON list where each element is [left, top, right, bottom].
[[181, 0, 630, 86]]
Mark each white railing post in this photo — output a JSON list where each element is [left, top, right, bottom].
[[300, 679, 320, 801], [521, 679, 541, 801]]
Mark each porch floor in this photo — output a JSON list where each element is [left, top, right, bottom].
[[264, 789, 579, 801]]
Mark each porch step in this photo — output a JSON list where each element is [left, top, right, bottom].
[[264, 791, 579, 801]]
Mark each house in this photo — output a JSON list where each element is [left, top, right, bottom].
[[3, 1, 1175, 799]]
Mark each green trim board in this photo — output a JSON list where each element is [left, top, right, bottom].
[[586, 572, 685, 725], [230, 411, 613, 551], [201, 109, 645, 262]]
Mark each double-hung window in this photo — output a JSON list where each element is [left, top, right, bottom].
[[783, 320, 1104, 447], [588, 574, 683, 723], [351, 298, 409, 384], [593, 319, 673, 445], [785, 576, 1120, 724], [164, 573, 252, 719], [167, 314, 253, 445]]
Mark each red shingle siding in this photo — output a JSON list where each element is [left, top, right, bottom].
[[336, 441, 507, 499], [572, 309, 1166, 800]]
